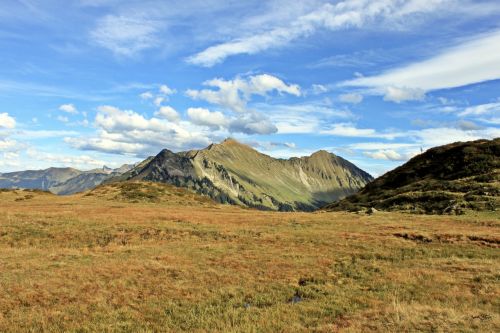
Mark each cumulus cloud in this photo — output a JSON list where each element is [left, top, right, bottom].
[[141, 84, 177, 106], [187, 0, 453, 67], [187, 107, 228, 129], [345, 29, 500, 101], [228, 112, 277, 135], [186, 74, 300, 113], [339, 93, 363, 104], [67, 105, 213, 156], [59, 103, 78, 114], [363, 149, 416, 161], [159, 84, 176, 96], [154, 96, 164, 107], [0, 113, 16, 129], [185, 107, 277, 135], [383, 87, 425, 103], [155, 106, 180, 122]]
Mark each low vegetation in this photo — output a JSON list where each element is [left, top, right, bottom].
[[326, 139, 500, 214], [0, 184, 498, 332]]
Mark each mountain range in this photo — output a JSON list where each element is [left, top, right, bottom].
[[108, 138, 373, 211], [3, 138, 497, 214], [0, 165, 133, 195], [325, 138, 499, 214]]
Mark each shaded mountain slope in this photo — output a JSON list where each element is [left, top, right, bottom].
[[112, 138, 373, 211], [325, 138, 500, 214]]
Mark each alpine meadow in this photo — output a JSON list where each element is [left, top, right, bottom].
[[0, 1, 499, 332]]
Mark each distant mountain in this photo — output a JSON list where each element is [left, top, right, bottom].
[[0, 167, 81, 191], [110, 138, 373, 211], [324, 138, 500, 214], [0, 165, 133, 195]]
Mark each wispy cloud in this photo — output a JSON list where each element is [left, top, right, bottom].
[[187, 0, 453, 67], [90, 14, 164, 57], [344, 29, 500, 101]]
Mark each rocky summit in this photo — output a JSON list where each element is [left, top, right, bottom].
[[109, 138, 373, 211], [325, 138, 500, 214]]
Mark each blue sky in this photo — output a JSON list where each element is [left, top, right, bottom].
[[0, 0, 499, 176]]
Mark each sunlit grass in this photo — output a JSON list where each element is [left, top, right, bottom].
[[0, 186, 498, 332]]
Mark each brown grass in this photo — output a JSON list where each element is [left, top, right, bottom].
[[0, 187, 499, 332]]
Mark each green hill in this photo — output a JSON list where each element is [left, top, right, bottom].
[[324, 138, 500, 214]]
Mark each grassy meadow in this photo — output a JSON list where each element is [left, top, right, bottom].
[[0, 184, 499, 332]]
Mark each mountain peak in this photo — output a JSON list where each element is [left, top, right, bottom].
[[211, 138, 255, 151], [220, 137, 242, 145], [310, 150, 333, 157]]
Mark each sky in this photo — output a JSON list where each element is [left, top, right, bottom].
[[0, 0, 499, 176]]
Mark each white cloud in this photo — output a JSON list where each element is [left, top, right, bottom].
[[339, 93, 363, 104], [345, 29, 500, 101], [142, 84, 176, 106], [57, 115, 69, 123], [459, 102, 500, 117], [159, 84, 176, 96], [0, 113, 16, 129], [411, 127, 500, 147], [0, 139, 18, 151], [383, 87, 425, 103], [322, 123, 377, 137], [26, 149, 108, 169], [348, 142, 419, 150], [90, 14, 163, 56], [187, 0, 452, 67], [321, 123, 404, 139], [228, 112, 277, 135], [311, 84, 328, 95], [140, 91, 153, 99], [363, 149, 417, 161], [187, 107, 228, 129], [478, 117, 500, 125], [186, 74, 300, 113], [155, 106, 180, 122], [154, 96, 164, 107], [13, 130, 79, 139], [349, 126, 500, 163], [258, 102, 353, 134], [59, 103, 78, 114], [68, 105, 213, 156]]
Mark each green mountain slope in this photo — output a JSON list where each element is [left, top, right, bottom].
[[113, 138, 373, 211], [324, 138, 500, 214]]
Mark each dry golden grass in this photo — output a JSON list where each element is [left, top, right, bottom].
[[0, 186, 499, 332]]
